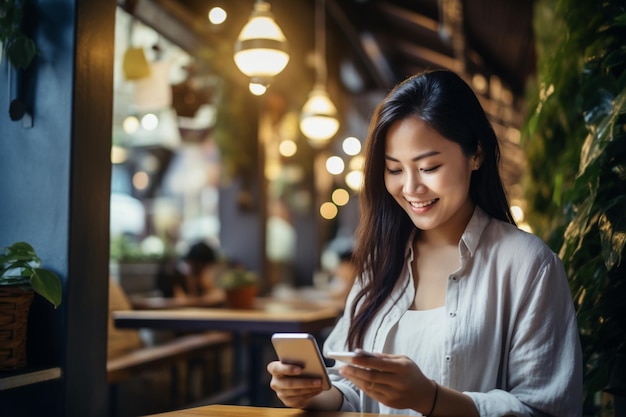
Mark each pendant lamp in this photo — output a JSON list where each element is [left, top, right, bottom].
[[234, 1, 290, 89], [300, 0, 339, 146]]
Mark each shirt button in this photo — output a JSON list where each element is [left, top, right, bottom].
[[445, 355, 452, 362], [450, 276, 457, 281], [448, 312, 456, 317]]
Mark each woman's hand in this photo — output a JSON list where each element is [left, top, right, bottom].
[[338, 352, 436, 413], [266, 360, 325, 408]]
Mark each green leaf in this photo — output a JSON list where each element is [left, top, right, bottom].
[[30, 268, 62, 308], [613, 11, 626, 26], [559, 180, 598, 261], [598, 196, 626, 269], [5, 33, 37, 69], [3, 241, 39, 262], [578, 87, 626, 176], [603, 46, 626, 69]]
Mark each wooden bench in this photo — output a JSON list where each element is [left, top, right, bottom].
[[107, 331, 233, 416]]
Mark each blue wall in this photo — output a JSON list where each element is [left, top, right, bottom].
[[0, 1, 115, 415]]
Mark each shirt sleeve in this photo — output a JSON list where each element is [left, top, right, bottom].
[[465, 252, 583, 417]]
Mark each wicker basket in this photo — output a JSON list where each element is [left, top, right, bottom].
[[0, 287, 34, 370]]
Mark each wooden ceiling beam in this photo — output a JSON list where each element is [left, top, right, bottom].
[[395, 40, 461, 72], [376, 2, 439, 33], [327, 0, 396, 90]]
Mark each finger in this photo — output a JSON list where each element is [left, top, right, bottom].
[[350, 354, 399, 371], [339, 365, 393, 396], [267, 361, 303, 376]]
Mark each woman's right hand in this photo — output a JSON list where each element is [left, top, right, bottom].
[[266, 360, 325, 408]]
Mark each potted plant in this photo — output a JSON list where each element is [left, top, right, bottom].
[[216, 266, 259, 309], [0, 241, 62, 370]]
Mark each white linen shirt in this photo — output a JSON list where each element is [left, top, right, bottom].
[[323, 207, 583, 417]]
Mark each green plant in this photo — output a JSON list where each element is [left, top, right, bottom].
[[0, 0, 38, 69], [0, 242, 62, 308], [216, 267, 259, 290], [523, 0, 626, 406]]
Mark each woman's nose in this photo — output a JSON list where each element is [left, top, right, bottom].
[[403, 173, 427, 194]]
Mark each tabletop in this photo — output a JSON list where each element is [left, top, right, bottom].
[[113, 297, 342, 334], [128, 291, 226, 310], [146, 404, 393, 417]]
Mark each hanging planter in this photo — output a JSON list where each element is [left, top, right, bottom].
[[0, 0, 38, 70], [1, 0, 38, 125]]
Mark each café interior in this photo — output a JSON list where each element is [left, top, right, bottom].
[[1, 0, 623, 416]]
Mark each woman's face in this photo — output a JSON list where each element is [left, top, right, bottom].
[[384, 117, 480, 239]]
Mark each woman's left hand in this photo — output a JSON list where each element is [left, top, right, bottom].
[[338, 351, 436, 412]]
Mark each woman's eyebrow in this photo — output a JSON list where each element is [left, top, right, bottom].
[[385, 150, 441, 162]]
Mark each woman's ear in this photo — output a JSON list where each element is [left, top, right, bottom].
[[472, 145, 484, 171]]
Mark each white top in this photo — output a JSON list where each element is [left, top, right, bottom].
[[378, 308, 446, 415], [323, 206, 583, 417]]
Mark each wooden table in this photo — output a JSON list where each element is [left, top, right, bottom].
[[146, 404, 392, 417], [128, 291, 226, 310], [113, 298, 342, 406], [113, 303, 340, 334]]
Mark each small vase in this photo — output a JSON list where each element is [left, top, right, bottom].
[[225, 285, 258, 309], [0, 287, 35, 370]]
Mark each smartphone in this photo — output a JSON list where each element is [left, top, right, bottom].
[[271, 333, 331, 390], [326, 349, 376, 368]]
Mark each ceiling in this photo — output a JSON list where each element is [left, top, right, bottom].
[[119, 0, 535, 95], [117, 0, 535, 191], [330, 0, 535, 97]]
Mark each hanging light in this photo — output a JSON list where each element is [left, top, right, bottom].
[[234, 0, 290, 88], [249, 82, 268, 96], [300, 0, 339, 147]]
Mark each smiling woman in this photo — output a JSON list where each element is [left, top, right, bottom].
[[266, 70, 583, 417]]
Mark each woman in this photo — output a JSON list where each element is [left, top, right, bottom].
[[267, 70, 582, 416], [157, 242, 220, 299]]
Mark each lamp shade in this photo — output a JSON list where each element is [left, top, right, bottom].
[[300, 85, 340, 145], [234, 1, 289, 86]]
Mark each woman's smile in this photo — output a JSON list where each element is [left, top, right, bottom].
[[408, 198, 439, 210]]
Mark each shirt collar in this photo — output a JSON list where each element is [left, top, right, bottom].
[[460, 205, 491, 257]]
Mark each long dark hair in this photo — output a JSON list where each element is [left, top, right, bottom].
[[348, 70, 515, 349]]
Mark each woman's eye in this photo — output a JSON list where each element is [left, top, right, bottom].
[[386, 167, 401, 175], [420, 165, 441, 173]]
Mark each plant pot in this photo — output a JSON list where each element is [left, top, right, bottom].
[[225, 285, 258, 309], [0, 287, 34, 370]]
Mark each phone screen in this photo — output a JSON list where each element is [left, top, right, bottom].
[[271, 333, 331, 390]]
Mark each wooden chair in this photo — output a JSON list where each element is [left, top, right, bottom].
[[106, 278, 232, 416]]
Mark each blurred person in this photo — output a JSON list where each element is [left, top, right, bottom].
[[158, 241, 222, 300], [267, 70, 582, 416]]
